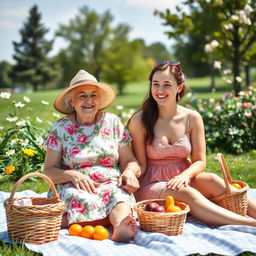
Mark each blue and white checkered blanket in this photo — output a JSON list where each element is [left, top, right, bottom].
[[1, 189, 256, 256]]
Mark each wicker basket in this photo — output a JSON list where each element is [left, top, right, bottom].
[[211, 153, 248, 216], [4, 172, 65, 244], [135, 199, 190, 236]]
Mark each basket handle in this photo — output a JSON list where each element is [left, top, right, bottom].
[[7, 172, 60, 204], [216, 153, 233, 195]]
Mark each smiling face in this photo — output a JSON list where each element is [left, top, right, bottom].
[[151, 68, 183, 105], [71, 85, 100, 123]]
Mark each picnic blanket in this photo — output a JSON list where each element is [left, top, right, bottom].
[[1, 189, 256, 256]]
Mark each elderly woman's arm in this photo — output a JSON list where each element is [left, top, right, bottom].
[[43, 148, 99, 193], [118, 145, 142, 194]]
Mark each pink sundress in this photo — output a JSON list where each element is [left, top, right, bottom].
[[135, 114, 192, 201]]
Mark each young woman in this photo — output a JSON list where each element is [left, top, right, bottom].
[[128, 61, 256, 226]]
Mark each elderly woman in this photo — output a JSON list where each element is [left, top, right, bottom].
[[43, 70, 141, 242]]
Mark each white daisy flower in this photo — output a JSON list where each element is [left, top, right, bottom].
[[36, 117, 43, 123], [15, 102, 25, 108], [23, 96, 31, 103], [41, 100, 49, 105], [6, 149, 15, 156], [6, 116, 18, 122], [0, 92, 11, 99]]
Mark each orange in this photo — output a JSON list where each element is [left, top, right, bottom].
[[167, 205, 182, 212], [68, 224, 83, 236], [81, 225, 95, 239], [232, 183, 242, 189], [92, 225, 109, 240], [165, 196, 175, 209]]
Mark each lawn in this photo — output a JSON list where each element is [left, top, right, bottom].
[[0, 75, 256, 256]]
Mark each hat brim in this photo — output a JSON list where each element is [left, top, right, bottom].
[[54, 81, 116, 114]]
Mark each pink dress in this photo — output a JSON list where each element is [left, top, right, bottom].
[[135, 114, 192, 201]]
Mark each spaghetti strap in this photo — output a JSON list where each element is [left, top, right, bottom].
[[185, 113, 190, 134]]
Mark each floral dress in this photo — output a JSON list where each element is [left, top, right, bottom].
[[44, 112, 136, 225]]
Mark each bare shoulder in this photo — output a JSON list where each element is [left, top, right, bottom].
[[179, 106, 203, 126], [128, 111, 145, 133]]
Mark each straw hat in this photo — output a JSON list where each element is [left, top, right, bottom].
[[54, 70, 116, 114]]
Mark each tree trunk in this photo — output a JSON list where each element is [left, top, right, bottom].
[[245, 65, 250, 87], [33, 83, 38, 91], [233, 27, 241, 96], [210, 63, 216, 91]]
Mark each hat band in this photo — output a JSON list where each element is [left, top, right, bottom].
[[72, 79, 97, 86]]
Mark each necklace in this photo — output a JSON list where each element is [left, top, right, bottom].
[[74, 112, 96, 137]]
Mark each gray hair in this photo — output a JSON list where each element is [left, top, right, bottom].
[[64, 90, 74, 113]]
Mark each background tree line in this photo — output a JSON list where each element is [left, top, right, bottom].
[[0, 0, 255, 95]]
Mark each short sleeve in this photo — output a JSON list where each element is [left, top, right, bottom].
[[117, 117, 132, 148], [43, 121, 63, 152]]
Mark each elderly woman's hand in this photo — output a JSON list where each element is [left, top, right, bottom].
[[66, 171, 100, 193], [118, 169, 140, 194]]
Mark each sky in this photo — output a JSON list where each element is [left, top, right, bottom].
[[0, 0, 183, 63]]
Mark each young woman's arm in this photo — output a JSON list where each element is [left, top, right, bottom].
[[128, 111, 147, 177]]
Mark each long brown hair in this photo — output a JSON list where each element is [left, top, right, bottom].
[[140, 62, 186, 144]]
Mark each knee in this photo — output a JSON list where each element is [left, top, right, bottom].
[[174, 186, 199, 202]]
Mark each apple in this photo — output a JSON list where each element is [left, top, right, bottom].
[[152, 205, 166, 212], [145, 202, 159, 211]]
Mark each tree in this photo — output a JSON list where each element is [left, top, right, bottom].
[[56, 6, 116, 83], [102, 39, 151, 95], [11, 5, 57, 91], [0, 61, 12, 88], [158, 0, 256, 95]]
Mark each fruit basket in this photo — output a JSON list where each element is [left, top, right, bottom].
[[211, 153, 248, 216], [4, 172, 65, 244], [135, 199, 190, 236]]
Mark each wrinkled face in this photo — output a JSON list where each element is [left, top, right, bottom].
[[151, 68, 183, 105], [71, 85, 100, 119]]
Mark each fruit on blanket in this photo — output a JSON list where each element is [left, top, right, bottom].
[[166, 205, 182, 212], [93, 225, 109, 240], [165, 196, 175, 209], [232, 183, 242, 189], [152, 205, 166, 212], [81, 225, 95, 239], [68, 224, 83, 236], [145, 202, 159, 211]]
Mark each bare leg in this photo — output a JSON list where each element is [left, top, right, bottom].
[[109, 202, 137, 242], [159, 185, 256, 226], [191, 172, 256, 218]]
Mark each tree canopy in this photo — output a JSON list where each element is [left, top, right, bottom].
[[11, 5, 57, 91]]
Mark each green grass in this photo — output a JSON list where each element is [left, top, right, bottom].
[[0, 76, 256, 256]]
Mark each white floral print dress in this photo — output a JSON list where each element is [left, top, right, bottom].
[[44, 112, 136, 225]]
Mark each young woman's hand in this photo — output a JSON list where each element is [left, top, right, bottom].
[[66, 171, 100, 193], [167, 172, 190, 190], [118, 169, 140, 194]]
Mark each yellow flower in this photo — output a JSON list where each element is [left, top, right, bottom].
[[22, 148, 35, 157], [6, 165, 15, 175]]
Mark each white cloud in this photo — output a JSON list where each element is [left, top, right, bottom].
[[0, 20, 17, 29]]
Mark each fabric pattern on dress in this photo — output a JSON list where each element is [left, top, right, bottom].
[[44, 112, 136, 224], [135, 113, 192, 201]]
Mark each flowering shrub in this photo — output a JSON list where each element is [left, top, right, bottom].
[[193, 87, 256, 154], [0, 92, 60, 181]]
